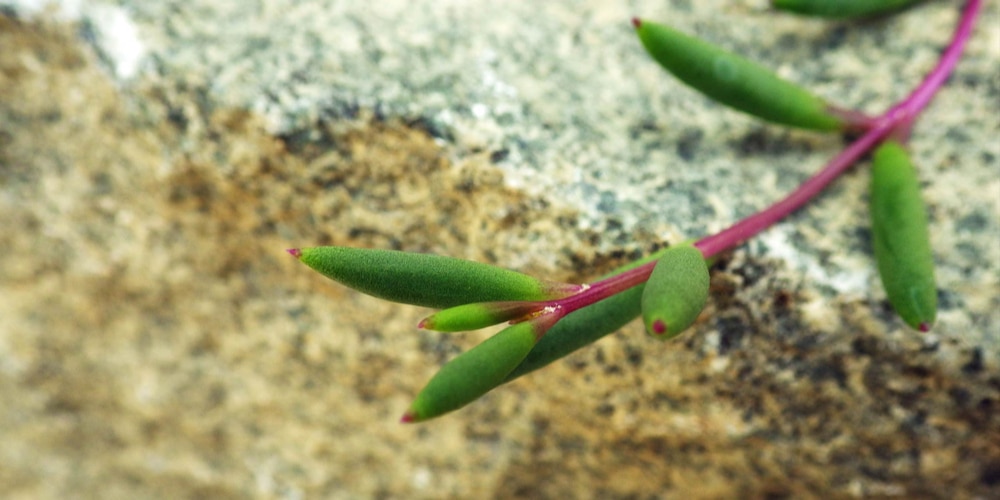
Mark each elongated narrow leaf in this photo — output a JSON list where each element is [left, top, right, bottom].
[[289, 246, 580, 309], [419, 301, 549, 332], [772, 0, 925, 19], [641, 245, 710, 340], [402, 318, 553, 422], [633, 18, 847, 131], [870, 140, 937, 331]]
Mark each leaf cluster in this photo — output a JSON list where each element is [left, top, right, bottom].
[[290, 0, 982, 422]]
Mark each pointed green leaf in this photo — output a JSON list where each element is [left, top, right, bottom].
[[772, 0, 925, 19], [402, 318, 552, 422], [419, 301, 548, 332], [289, 246, 580, 309], [633, 18, 847, 131], [870, 140, 937, 331], [641, 245, 710, 340]]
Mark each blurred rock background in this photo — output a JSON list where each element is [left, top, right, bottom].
[[1, 1, 998, 498]]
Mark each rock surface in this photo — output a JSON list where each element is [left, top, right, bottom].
[[1, 1, 998, 498]]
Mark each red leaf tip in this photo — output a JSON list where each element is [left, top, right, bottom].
[[919, 322, 932, 332], [631, 17, 642, 29], [400, 411, 417, 424], [652, 319, 667, 335], [286, 248, 302, 258], [417, 318, 430, 330]]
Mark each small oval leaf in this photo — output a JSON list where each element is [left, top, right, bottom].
[[641, 245, 710, 340], [870, 140, 937, 331], [290, 246, 580, 309], [633, 19, 847, 131]]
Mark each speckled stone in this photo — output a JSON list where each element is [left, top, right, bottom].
[[1, 2, 998, 498]]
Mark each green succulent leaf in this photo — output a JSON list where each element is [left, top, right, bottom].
[[772, 0, 926, 19], [419, 301, 549, 332], [641, 244, 710, 340], [633, 18, 846, 131], [403, 317, 553, 422], [870, 140, 937, 331], [289, 246, 580, 309]]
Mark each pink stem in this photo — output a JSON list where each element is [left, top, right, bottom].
[[553, 261, 657, 313], [895, 0, 982, 118], [693, 122, 892, 258]]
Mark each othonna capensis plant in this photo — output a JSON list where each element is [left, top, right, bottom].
[[870, 140, 937, 331], [289, 0, 983, 422], [772, 0, 927, 19]]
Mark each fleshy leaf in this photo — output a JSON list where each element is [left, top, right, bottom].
[[641, 244, 710, 340], [772, 0, 926, 19], [870, 140, 937, 331], [289, 246, 581, 309], [633, 18, 850, 131], [402, 316, 557, 422], [419, 301, 551, 332]]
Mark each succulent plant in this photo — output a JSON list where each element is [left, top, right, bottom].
[[290, 0, 984, 422]]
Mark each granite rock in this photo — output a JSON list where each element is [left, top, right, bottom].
[[1, 1, 998, 498]]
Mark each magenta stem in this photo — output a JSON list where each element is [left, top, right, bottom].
[[895, 0, 982, 119], [553, 261, 657, 313], [540, 0, 982, 319]]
